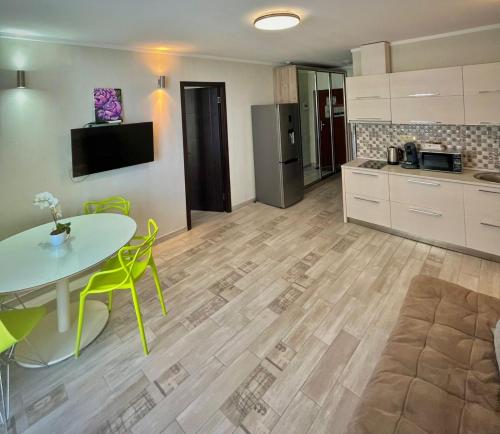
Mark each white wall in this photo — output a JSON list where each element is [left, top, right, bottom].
[[352, 27, 500, 75], [0, 38, 274, 239]]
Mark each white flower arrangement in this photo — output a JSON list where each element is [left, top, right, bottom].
[[33, 192, 71, 236]]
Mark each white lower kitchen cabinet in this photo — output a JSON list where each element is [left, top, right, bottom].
[[465, 216, 500, 256], [391, 201, 465, 246], [342, 162, 500, 258], [464, 184, 500, 256], [345, 194, 391, 227], [344, 169, 389, 200], [389, 174, 463, 211]]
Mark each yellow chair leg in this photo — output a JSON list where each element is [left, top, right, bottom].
[[130, 285, 149, 355], [150, 260, 167, 316], [108, 292, 113, 312], [75, 295, 86, 358]]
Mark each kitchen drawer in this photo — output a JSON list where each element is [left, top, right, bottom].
[[390, 67, 463, 98], [465, 215, 500, 256], [346, 74, 390, 99], [346, 98, 391, 123], [346, 194, 391, 227], [389, 175, 463, 210], [464, 184, 500, 219], [391, 201, 466, 246], [345, 169, 389, 200], [391, 96, 465, 125], [464, 93, 500, 125]]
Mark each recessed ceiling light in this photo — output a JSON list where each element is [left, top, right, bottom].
[[254, 13, 300, 31]]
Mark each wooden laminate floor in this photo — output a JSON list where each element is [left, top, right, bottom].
[[10, 175, 500, 434]]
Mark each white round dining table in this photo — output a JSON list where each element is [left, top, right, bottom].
[[0, 213, 137, 368]]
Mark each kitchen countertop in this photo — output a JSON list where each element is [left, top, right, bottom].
[[342, 158, 500, 189]]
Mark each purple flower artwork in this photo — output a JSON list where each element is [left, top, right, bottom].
[[93, 88, 123, 123]]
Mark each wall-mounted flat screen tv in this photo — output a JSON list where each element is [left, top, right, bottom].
[[71, 122, 154, 177]]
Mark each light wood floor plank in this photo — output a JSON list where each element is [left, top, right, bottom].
[[270, 391, 319, 434], [262, 336, 327, 415], [302, 330, 359, 406], [177, 351, 260, 434]]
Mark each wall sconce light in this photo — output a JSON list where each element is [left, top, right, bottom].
[[17, 70, 26, 88], [157, 75, 166, 89]]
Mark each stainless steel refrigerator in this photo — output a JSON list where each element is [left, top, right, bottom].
[[251, 104, 304, 208]]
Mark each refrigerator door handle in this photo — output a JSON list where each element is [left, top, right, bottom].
[[281, 157, 299, 164]]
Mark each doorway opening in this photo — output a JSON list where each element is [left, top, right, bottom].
[[180, 82, 231, 230]]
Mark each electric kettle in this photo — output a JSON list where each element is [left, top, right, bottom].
[[387, 146, 402, 165]]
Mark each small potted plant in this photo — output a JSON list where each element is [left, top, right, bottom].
[[33, 192, 71, 247]]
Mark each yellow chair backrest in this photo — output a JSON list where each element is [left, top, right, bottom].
[[84, 219, 159, 294], [119, 219, 158, 275], [83, 196, 131, 216], [0, 321, 17, 354]]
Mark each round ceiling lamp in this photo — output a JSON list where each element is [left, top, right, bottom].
[[254, 13, 300, 31]]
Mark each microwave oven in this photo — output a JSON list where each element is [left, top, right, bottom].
[[419, 149, 463, 173]]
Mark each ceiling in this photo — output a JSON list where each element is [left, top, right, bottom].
[[1, 0, 500, 65]]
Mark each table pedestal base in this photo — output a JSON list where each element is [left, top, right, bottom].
[[15, 300, 109, 368]]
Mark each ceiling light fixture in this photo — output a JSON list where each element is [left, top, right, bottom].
[[254, 13, 300, 31]]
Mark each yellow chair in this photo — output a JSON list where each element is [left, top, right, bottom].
[[83, 196, 131, 216], [0, 307, 46, 424], [75, 219, 166, 357]]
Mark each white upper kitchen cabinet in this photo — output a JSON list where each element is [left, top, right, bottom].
[[463, 62, 500, 125], [389, 66, 463, 98], [346, 99, 392, 123], [346, 74, 391, 122], [346, 74, 390, 99], [463, 62, 500, 93], [391, 96, 465, 125]]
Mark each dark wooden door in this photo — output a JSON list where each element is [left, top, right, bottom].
[[317, 89, 333, 173], [331, 88, 347, 167], [185, 87, 225, 212]]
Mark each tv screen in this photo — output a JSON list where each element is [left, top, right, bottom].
[[71, 122, 154, 177]]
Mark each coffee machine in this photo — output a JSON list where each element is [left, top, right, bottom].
[[400, 142, 419, 169]]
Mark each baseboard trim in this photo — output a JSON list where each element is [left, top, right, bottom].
[[348, 218, 500, 262], [156, 226, 188, 244], [232, 198, 256, 210]]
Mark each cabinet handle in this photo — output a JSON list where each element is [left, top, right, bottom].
[[478, 189, 500, 195], [408, 208, 442, 217], [354, 96, 382, 99], [354, 196, 380, 204], [408, 93, 440, 97], [352, 171, 378, 177], [407, 179, 440, 187], [352, 117, 382, 120], [481, 222, 500, 229], [478, 90, 500, 94], [409, 120, 442, 124]]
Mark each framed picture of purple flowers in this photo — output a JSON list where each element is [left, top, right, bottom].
[[93, 88, 123, 123]]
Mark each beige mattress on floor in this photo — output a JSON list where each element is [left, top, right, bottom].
[[348, 274, 500, 434]]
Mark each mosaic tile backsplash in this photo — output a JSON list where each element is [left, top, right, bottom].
[[354, 124, 500, 171]]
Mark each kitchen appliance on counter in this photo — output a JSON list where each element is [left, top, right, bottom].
[[387, 145, 403, 165], [419, 149, 463, 173], [251, 104, 304, 208], [400, 142, 419, 169]]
